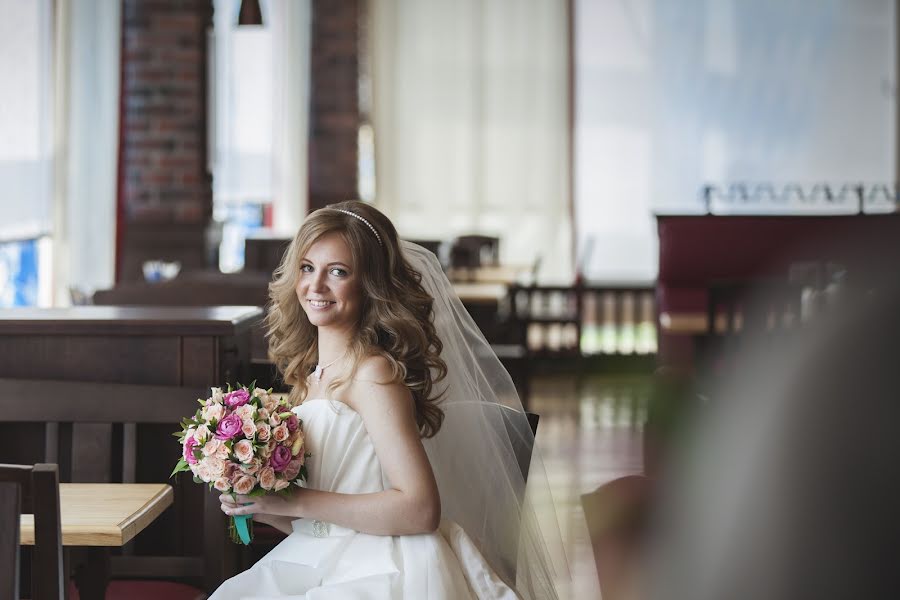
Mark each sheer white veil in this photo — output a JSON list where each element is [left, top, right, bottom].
[[402, 241, 568, 599]]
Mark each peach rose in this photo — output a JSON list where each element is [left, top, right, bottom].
[[202, 439, 222, 457], [195, 463, 212, 483], [204, 456, 225, 478], [241, 458, 262, 476], [258, 466, 276, 490], [257, 407, 270, 422], [241, 421, 256, 439], [234, 439, 254, 463], [223, 461, 238, 478], [232, 474, 256, 495], [273, 424, 289, 443], [210, 387, 224, 404], [274, 479, 290, 491], [256, 422, 271, 441], [236, 404, 255, 421], [205, 403, 225, 422], [213, 477, 231, 492], [267, 438, 277, 453], [194, 424, 210, 443], [215, 444, 230, 460], [269, 412, 282, 427]]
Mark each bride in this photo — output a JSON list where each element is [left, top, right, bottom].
[[211, 201, 562, 599]]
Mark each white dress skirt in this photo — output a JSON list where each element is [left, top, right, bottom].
[[208, 398, 519, 600]]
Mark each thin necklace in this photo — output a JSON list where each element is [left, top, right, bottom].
[[313, 352, 346, 382]]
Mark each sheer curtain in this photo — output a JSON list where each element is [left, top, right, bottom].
[[211, 0, 311, 270], [369, 0, 572, 284], [270, 0, 312, 236], [54, 0, 120, 302]]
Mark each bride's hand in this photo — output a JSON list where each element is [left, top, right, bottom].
[[219, 491, 300, 518]]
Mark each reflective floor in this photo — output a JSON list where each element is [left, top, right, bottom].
[[530, 373, 649, 599]]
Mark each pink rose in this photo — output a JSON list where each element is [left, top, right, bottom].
[[224, 388, 251, 408], [274, 479, 290, 491], [223, 461, 238, 478], [215, 413, 242, 440], [258, 466, 276, 490], [256, 422, 271, 441], [270, 445, 292, 472], [241, 421, 256, 439], [286, 414, 299, 432], [273, 424, 289, 442], [269, 412, 281, 426], [283, 459, 302, 481], [213, 478, 231, 492], [183, 436, 199, 465], [232, 474, 256, 495], [234, 439, 255, 463]]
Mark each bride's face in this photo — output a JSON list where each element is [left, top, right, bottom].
[[296, 232, 363, 331]]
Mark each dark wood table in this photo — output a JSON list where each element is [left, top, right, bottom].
[[0, 305, 261, 593]]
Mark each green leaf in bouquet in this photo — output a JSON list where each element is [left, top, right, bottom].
[[170, 458, 190, 478], [192, 475, 203, 484]]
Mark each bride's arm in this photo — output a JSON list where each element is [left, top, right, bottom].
[[222, 357, 441, 536]]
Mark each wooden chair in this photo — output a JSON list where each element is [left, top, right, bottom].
[[0, 463, 64, 600], [0, 378, 229, 597]]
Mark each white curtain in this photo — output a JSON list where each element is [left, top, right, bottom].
[[370, 0, 572, 284], [0, 0, 54, 242], [53, 0, 121, 303], [270, 0, 312, 235]]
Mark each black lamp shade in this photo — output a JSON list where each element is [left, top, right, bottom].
[[238, 0, 263, 26]]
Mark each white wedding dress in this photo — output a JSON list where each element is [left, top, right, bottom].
[[209, 398, 520, 600]]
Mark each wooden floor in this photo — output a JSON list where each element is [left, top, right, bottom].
[[529, 373, 649, 599]]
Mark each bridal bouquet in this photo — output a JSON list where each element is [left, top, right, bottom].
[[171, 383, 308, 544]]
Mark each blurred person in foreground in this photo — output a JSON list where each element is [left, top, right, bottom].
[[646, 266, 900, 600]]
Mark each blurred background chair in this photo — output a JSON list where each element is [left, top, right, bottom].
[[0, 463, 64, 600]]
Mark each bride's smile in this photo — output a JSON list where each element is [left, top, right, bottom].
[[295, 232, 362, 331]]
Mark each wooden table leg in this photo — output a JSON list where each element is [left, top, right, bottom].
[[73, 547, 110, 600]]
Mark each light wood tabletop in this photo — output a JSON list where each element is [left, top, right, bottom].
[[20, 483, 174, 546], [453, 282, 508, 304]]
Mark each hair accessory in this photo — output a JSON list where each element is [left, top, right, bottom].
[[336, 209, 382, 246]]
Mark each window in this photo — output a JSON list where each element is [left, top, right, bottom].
[[0, 0, 54, 306]]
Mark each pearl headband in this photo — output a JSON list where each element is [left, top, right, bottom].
[[336, 209, 383, 246]]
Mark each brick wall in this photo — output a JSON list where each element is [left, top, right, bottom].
[[308, 0, 360, 211], [117, 0, 214, 281]]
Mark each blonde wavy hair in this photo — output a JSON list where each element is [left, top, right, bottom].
[[266, 200, 447, 438]]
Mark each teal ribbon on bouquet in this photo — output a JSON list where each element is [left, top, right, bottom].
[[233, 514, 252, 545], [228, 502, 254, 545]]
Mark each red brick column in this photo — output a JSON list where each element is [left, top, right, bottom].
[[116, 0, 214, 281], [308, 0, 360, 212]]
